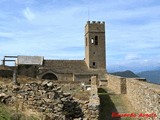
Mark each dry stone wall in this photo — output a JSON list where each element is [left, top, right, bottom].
[[126, 78, 160, 120], [0, 80, 91, 120], [88, 76, 100, 120]]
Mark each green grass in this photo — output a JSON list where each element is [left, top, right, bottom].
[[0, 104, 39, 120], [98, 88, 135, 120], [0, 104, 12, 120], [98, 88, 118, 120]]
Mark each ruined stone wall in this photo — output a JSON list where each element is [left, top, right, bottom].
[[126, 78, 160, 120], [88, 76, 100, 120], [106, 74, 126, 94], [0, 79, 90, 119]]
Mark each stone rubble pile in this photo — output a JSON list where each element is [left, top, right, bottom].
[[0, 80, 90, 120]]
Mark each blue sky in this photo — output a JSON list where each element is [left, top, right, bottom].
[[0, 0, 160, 72]]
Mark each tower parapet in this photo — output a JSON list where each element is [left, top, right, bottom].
[[87, 21, 105, 24], [85, 21, 105, 35]]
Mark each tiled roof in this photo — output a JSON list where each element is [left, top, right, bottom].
[[42, 60, 90, 74]]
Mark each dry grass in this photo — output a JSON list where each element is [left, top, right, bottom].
[[57, 82, 90, 100]]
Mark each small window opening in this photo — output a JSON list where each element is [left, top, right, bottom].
[[93, 62, 96, 66], [95, 36, 98, 45], [86, 37, 87, 46], [91, 38, 94, 44]]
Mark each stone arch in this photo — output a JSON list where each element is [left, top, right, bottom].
[[42, 72, 58, 80]]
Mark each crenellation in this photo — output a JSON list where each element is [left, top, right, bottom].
[[87, 21, 105, 25]]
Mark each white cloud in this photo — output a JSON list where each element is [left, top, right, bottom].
[[0, 0, 160, 72], [125, 54, 140, 60], [23, 7, 35, 21]]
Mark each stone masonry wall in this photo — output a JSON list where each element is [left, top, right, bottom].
[[106, 74, 126, 94], [18, 65, 38, 78], [74, 74, 93, 82], [106, 74, 160, 120], [126, 78, 160, 120], [88, 76, 100, 120]]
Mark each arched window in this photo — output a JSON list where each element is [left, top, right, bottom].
[[93, 62, 96, 67], [91, 38, 94, 44], [95, 36, 98, 45]]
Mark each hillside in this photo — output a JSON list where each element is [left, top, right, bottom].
[[110, 69, 160, 84], [137, 70, 160, 84], [110, 70, 139, 78]]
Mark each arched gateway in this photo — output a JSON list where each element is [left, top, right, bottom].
[[42, 73, 58, 80]]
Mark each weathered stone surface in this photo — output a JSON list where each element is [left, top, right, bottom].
[[63, 92, 71, 97], [88, 76, 100, 120], [126, 78, 160, 120], [0, 80, 87, 119], [106, 74, 160, 120], [47, 81, 53, 87], [0, 93, 6, 99], [12, 85, 20, 92], [107, 74, 126, 94]]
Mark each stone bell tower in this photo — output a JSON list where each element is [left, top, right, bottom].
[[85, 21, 106, 70]]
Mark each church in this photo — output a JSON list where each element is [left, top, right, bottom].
[[8, 21, 107, 83]]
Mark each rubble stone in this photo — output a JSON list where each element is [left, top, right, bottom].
[[0, 80, 90, 119]]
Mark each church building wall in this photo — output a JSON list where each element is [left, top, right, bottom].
[[74, 74, 98, 83]]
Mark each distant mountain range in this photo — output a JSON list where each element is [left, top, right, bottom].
[[109, 70, 160, 85], [110, 70, 139, 78], [137, 70, 160, 84]]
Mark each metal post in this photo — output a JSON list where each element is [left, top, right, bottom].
[[3, 59, 5, 66]]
